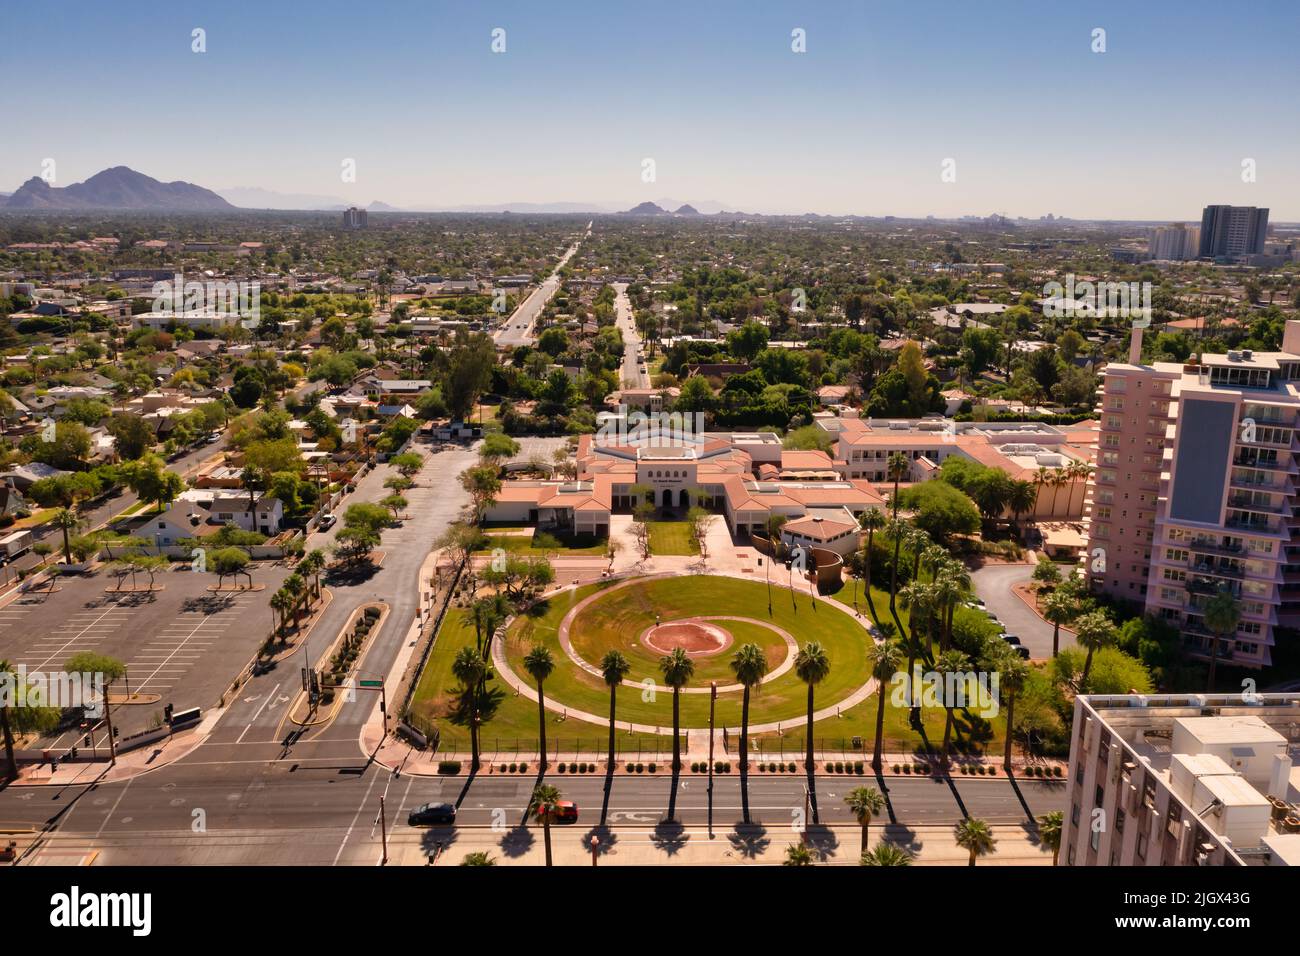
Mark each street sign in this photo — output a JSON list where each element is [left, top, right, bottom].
[[359, 679, 383, 688]]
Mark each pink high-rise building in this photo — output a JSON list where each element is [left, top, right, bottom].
[[1083, 322, 1300, 668]]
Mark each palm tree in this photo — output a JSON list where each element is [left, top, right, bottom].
[[783, 843, 815, 866], [1007, 479, 1037, 528], [899, 581, 937, 659], [764, 512, 788, 612], [905, 525, 930, 584], [1048, 469, 1068, 517], [300, 548, 326, 598], [844, 786, 886, 855], [730, 642, 769, 824], [794, 642, 831, 776], [936, 649, 971, 767], [451, 646, 487, 772], [885, 452, 910, 634], [270, 588, 293, 639], [932, 564, 968, 652], [861, 843, 914, 866], [52, 507, 80, 564], [866, 638, 904, 772], [1033, 466, 1051, 514], [1202, 587, 1241, 692], [1042, 588, 1076, 659], [993, 645, 1028, 772], [658, 647, 695, 774], [1073, 610, 1117, 693], [528, 783, 562, 866], [0, 658, 19, 781], [523, 645, 555, 768], [1037, 810, 1064, 865], [600, 650, 632, 770], [1067, 461, 1093, 514], [954, 817, 997, 866], [460, 851, 497, 866], [860, 508, 886, 598]]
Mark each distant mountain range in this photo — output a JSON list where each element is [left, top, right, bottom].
[[4, 167, 234, 211]]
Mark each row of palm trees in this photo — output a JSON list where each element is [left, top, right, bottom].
[[269, 549, 326, 640], [1033, 460, 1094, 518]]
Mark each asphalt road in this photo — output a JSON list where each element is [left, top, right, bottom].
[[494, 239, 582, 347], [971, 562, 1074, 659], [4, 761, 1066, 865], [612, 282, 649, 389]]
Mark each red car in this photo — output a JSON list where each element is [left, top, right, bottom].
[[551, 801, 579, 823]]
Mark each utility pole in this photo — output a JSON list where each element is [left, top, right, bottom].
[[707, 681, 716, 838], [379, 795, 388, 865]]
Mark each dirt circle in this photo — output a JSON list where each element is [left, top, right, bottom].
[[640, 619, 734, 657]]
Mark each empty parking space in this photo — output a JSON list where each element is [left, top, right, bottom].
[[0, 566, 289, 742]]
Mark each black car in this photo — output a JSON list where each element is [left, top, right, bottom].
[[1013, 645, 1030, 659], [408, 803, 456, 826]]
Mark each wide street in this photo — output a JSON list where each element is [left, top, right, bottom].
[[493, 231, 584, 348], [612, 281, 649, 389]]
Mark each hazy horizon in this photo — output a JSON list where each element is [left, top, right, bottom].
[[4, 0, 1298, 220]]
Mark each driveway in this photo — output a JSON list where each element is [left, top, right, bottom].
[[970, 562, 1074, 660]]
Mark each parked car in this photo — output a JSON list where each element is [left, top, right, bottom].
[[318, 513, 337, 530], [551, 801, 579, 823], [206, 431, 223, 444], [964, 599, 987, 610], [1001, 633, 1022, 646], [1013, 645, 1031, 660], [407, 803, 456, 826]]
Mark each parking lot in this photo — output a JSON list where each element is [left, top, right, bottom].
[[0, 561, 289, 745]]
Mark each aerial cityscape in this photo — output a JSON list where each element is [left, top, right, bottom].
[[1, 0, 1295, 927]]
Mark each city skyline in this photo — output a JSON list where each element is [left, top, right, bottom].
[[3, 0, 1298, 219]]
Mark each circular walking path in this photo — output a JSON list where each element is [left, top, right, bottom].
[[491, 570, 882, 736]]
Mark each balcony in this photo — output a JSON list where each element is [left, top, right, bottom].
[[1186, 538, 1244, 557], [1189, 561, 1245, 580]]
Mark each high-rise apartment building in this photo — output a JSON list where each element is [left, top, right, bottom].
[[1060, 693, 1300, 867], [1198, 205, 1269, 259], [1083, 322, 1300, 669], [342, 206, 368, 229], [1148, 223, 1200, 261]]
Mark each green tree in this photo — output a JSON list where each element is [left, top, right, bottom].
[[600, 650, 632, 778], [209, 547, 252, 589], [1, 659, 61, 780], [861, 843, 914, 866], [1042, 588, 1076, 659], [64, 652, 127, 764], [844, 786, 886, 856], [529, 783, 563, 867], [523, 645, 555, 768], [1073, 610, 1118, 693], [783, 843, 815, 866], [794, 641, 831, 779], [955, 817, 997, 866], [1037, 810, 1064, 865], [1202, 587, 1241, 692], [866, 638, 904, 772], [452, 645, 487, 772], [658, 647, 695, 776], [935, 648, 971, 767], [730, 642, 769, 824]]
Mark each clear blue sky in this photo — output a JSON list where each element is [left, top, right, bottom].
[[3, 0, 1297, 219]]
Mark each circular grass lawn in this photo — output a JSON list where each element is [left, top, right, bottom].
[[504, 575, 874, 732]]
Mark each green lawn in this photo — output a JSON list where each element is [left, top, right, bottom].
[[646, 521, 697, 555], [476, 531, 608, 556], [506, 576, 871, 731], [410, 574, 1007, 758]]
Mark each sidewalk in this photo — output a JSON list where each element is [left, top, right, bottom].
[[381, 823, 1052, 866]]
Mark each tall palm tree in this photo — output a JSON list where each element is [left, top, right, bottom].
[[936, 649, 971, 768], [1067, 461, 1093, 514], [899, 581, 937, 659], [730, 642, 769, 824], [523, 645, 555, 768], [794, 642, 831, 775], [0, 658, 19, 781], [1041, 588, 1075, 658], [1073, 610, 1117, 693], [866, 638, 904, 772], [905, 525, 930, 584], [1048, 469, 1068, 517], [52, 507, 80, 564], [451, 646, 487, 772], [992, 644, 1028, 772], [844, 786, 886, 855], [300, 548, 326, 598], [1033, 465, 1051, 515], [528, 783, 562, 866], [932, 565, 968, 652], [658, 647, 695, 774], [920, 543, 948, 583], [861, 843, 914, 866], [886, 452, 910, 634], [270, 588, 293, 640], [600, 650, 631, 770], [859, 508, 886, 616], [955, 817, 997, 866], [1202, 587, 1241, 692], [1037, 810, 1064, 866]]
